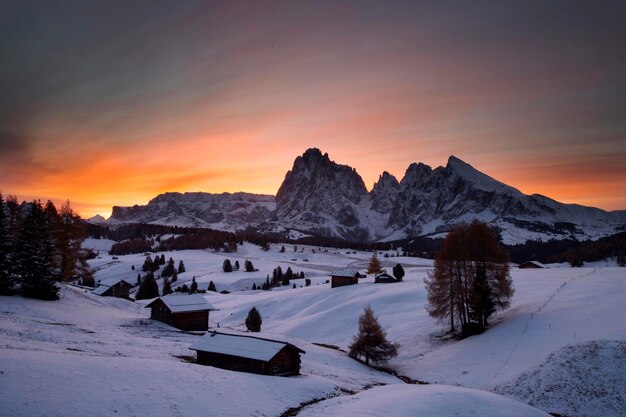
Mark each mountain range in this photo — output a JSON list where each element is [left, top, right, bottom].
[[103, 148, 626, 245]]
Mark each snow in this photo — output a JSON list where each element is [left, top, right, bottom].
[[298, 384, 551, 417], [190, 331, 302, 362], [2, 243, 625, 417], [147, 294, 215, 313]]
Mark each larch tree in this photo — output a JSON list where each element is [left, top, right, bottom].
[[349, 306, 398, 365], [425, 220, 513, 336], [367, 254, 383, 275]]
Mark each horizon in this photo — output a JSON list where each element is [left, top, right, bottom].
[[1, 1, 625, 218]]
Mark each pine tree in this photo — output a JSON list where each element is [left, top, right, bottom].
[[0, 194, 14, 294], [142, 256, 154, 272], [178, 260, 186, 273], [280, 246, 285, 253], [223, 259, 233, 273], [245, 306, 262, 332], [136, 273, 141, 285], [234, 260, 240, 270], [367, 254, 383, 275], [136, 272, 159, 300], [208, 281, 216, 292], [392, 263, 405, 281], [162, 276, 172, 295], [349, 306, 398, 365], [162, 257, 175, 277], [265, 275, 270, 291], [14, 201, 59, 300], [244, 259, 255, 272], [159, 254, 166, 265], [285, 267, 294, 280], [190, 277, 198, 293], [171, 269, 178, 283], [252, 283, 257, 290]]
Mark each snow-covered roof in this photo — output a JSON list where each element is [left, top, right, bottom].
[[146, 294, 215, 313], [329, 269, 361, 278], [519, 260, 549, 268], [91, 285, 110, 296], [375, 272, 395, 280], [190, 332, 304, 362], [96, 277, 132, 288], [92, 278, 132, 295]]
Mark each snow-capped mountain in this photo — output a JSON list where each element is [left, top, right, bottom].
[[108, 192, 275, 231], [105, 149, 626, 244]]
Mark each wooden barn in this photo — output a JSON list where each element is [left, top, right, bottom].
[[92, 278, 133, 299], [329, 269, 363, 288], [145, 294, 215, 331], [518, 261, 548, 269], [374, 272, 397, 283], [190, 332, 305, 376]]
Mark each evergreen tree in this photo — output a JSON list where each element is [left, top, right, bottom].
[[14, 201, 59, 300], [349, 306, 398, 365], [265, 275, 270, 291], [177, 260, 186, 273], [0, 194, 14, 294], [245, 306, 262, 332], [171, 269, 178, 283], [285, 267, 294, 280], [208, 280, 216, 292], [142, 256, 154, 272], [159, 254, 166, 265], [367, 254, 383, 275], [300, 271, 305, 279], [273, 266, 283, 287], [223, 259, 233, 272], [162, 257, 175, 277], [252, 283, 257, 290], [162, 276, 172, 295], [136, 273, 141, 286], [136, 272, 159, 300], [392, 263, 405, 281], [190, 277, 198, 293], [234, 260, 240, 270], [279, 246, 285, 253], [244, 259, 255, 272]]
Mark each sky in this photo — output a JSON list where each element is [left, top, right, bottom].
[[1, 0, 625, 218]]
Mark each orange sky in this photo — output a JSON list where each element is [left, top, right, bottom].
[[1, 1, 625, 218]]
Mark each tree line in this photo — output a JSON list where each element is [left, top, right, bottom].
[[0, 195, 92, 300]]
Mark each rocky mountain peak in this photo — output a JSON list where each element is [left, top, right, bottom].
[[370, 172, 400, 213]]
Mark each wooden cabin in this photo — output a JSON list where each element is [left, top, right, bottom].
[[145, 294, 215, 331], [329, 269, 363, 288], [190, 332, 305, 376], [518, 261, 547, 269], [374, 272, 397, 283], [92, 278, 133, 299]]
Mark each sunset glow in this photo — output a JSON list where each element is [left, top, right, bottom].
[[1, 1, 625, 218]]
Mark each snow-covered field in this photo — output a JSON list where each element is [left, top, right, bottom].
[[1, 240, 624, 417]]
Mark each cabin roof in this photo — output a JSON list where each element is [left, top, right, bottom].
[[92, 278, 132, 295], [145, 294, 215, 313], [329, 269, 361, 278], [375, 272, 396, 280], [190, 332, 305, 362], [519, 260, 548, 268]]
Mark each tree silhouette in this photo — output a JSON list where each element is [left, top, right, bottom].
[[367, 254, 383, 275], [245, 306, 262, 332], [349, 306, 398, 365]]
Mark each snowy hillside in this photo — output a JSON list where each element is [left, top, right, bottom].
[[2, 242, 624, 417], [102, 149, 626, 245]]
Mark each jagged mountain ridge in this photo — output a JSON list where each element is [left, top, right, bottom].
[[106, 149, 626, 244]]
